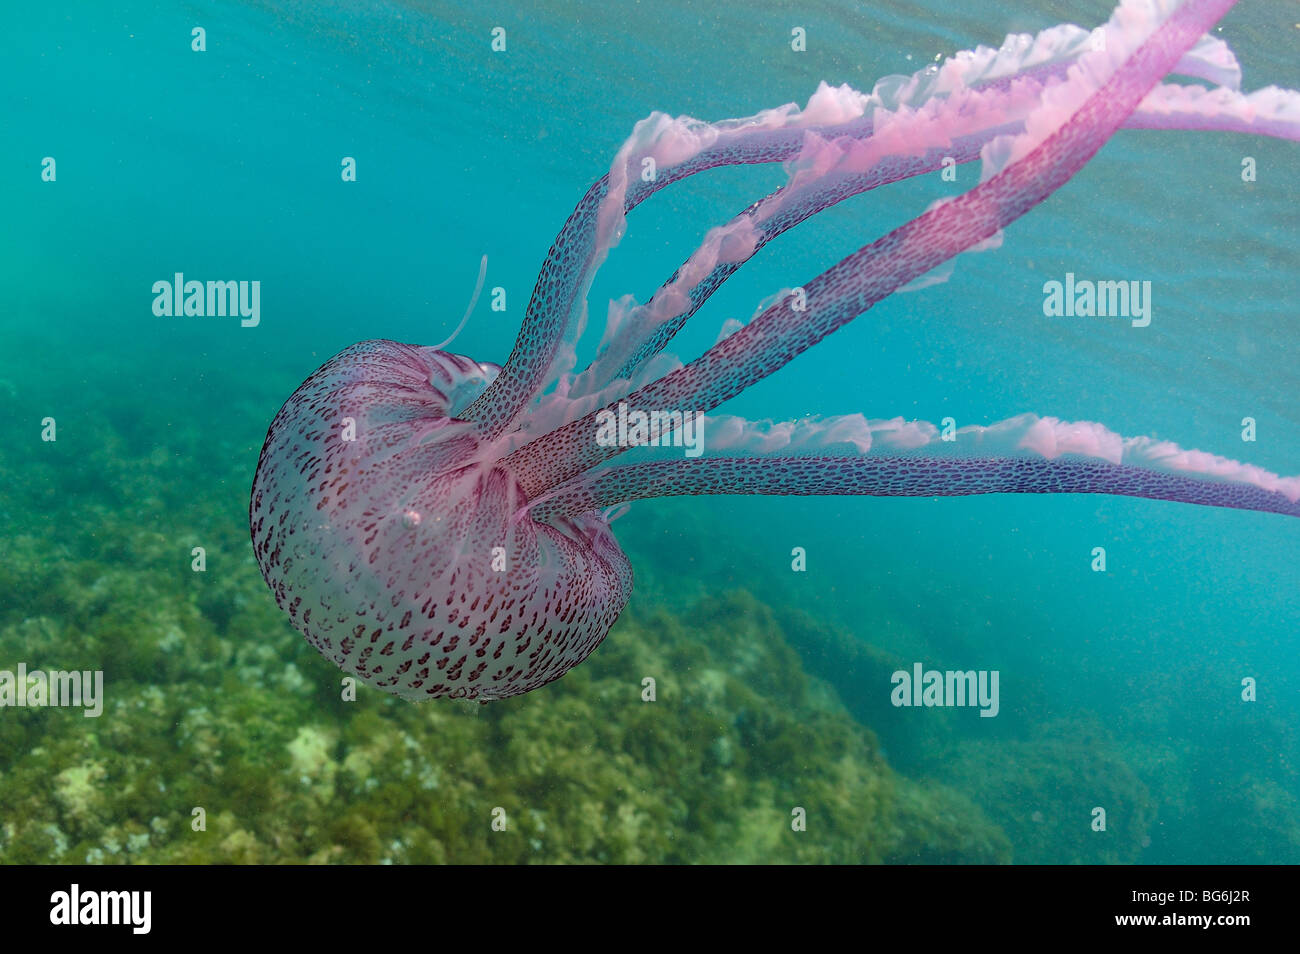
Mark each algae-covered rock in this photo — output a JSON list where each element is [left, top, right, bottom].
[[54, 761, 107, 825], [287, 725, 338, 800]]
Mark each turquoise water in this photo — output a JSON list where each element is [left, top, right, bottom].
[[1, 0, 1296, 863]]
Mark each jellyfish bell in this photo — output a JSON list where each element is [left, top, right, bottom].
[[250, 338, 633, 702]]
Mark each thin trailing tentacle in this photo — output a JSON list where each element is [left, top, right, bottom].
[[504, 0, 1243, 499], [430, 254, 488, 352], [529, 456, 1300, 523]]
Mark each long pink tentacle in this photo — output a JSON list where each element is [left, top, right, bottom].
[[528, 456, 1300, 522], [506, 0, 1238, 499]]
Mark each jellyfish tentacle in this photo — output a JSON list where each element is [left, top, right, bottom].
[[606, 79, 1300, 387], [599, 123, 1019, 389], [504, 0, 1241, 499], [504, 25, 1279, 415], [1126, 82, 1300, 136], [459, 128, 860, 440], [461, 17, 1159, 440], [529, 409, 1300, 520], [528, 456, 1300, 523]]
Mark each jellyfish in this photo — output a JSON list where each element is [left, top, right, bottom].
[[250, 0, 1298, 701]]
